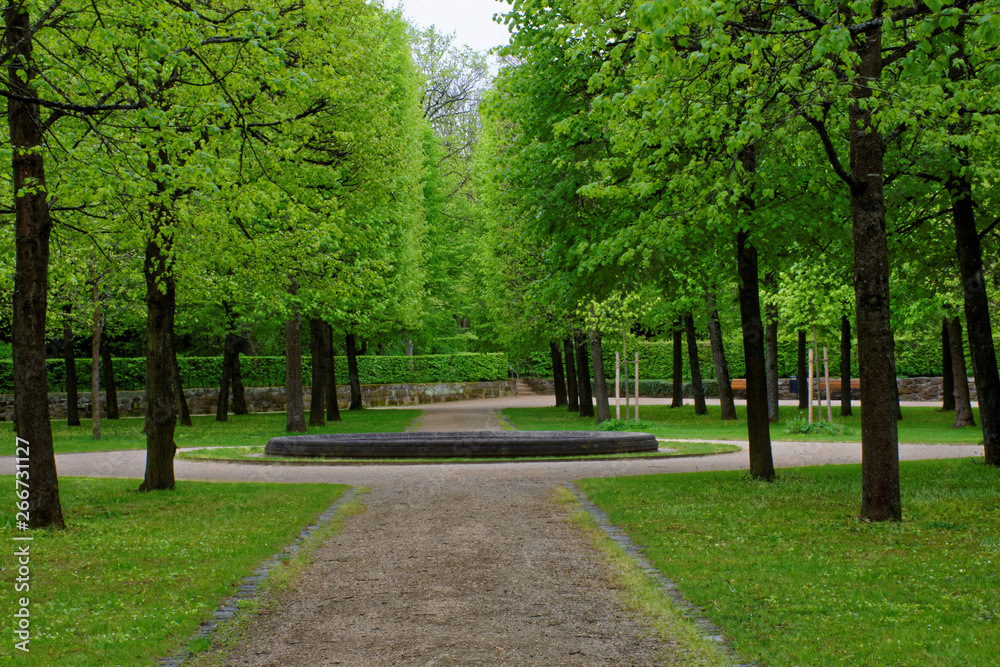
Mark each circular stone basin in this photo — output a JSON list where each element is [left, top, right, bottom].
[[264, 431, 659, 459]]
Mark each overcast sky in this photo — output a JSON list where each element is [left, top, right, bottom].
[[393, 0, 513, 53]]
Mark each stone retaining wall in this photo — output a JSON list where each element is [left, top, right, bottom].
[[0, 380, 517, 421], [523, 376, 971, 402]]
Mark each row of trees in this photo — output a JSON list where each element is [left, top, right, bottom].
[[4, 1, 488, 528], [474, 0, 1000, 521]]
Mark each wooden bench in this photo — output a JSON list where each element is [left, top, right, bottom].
[[730, 378, 860, 391]]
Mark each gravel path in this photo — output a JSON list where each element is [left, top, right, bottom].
[[0, 396, 984, 666]]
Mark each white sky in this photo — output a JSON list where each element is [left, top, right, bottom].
[[393, 0, 513, 53]]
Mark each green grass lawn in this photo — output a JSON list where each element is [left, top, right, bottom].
[[504, 404, 985, 445], [578, 458, 1000, 667], [0, 410, 422, 455], [0, 478, 349, 666]]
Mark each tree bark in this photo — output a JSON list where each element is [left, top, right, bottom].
[[231, 335, 248, 415], [840, 315, 853, 417], [5, 3, 65, 527], [706, 289, 736, 420], [64, 314, 81, 426], [764, 273, 779, 423], [309, 318, 326, 427], [797, 330, 808, 410], [947, 316, 976, 428], [671, 325, 684, 408], [285, 285, 307, 432], [589, 326, 611, 423], [550, 341, 568, 407], [324, 322, 341, 422], [171, 331, 191, 427], [563, 337, 579, 412], [346, 333, 363, 410], [575, 332, 594, 418], [216, 333, 233, 421], [736, 227, 775, 481], [941, 318, 955, 411], [140, 205, 178, 492], [684, 313, 707, 415], [101, 342, 119, 419], [91, 282, 102, 440], [849, 14, 901, 520]]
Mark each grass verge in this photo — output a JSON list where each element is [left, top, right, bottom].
[[0, 410, 422, 455], [176, 439, 739, 464], [0, 478, 349, 665], [578, 458, 1000, 666], [504, 404, 985, 445], [551, 486, 731, 667]]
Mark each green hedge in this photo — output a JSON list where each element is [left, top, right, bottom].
[[0, 353, 509, 393]]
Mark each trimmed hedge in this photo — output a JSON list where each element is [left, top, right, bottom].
[[0, 353, 509, 393]]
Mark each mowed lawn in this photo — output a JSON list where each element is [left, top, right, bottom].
[[504, 404, 985, 445], [0, 409, 422, 454], [579, 458, 1000, 666]]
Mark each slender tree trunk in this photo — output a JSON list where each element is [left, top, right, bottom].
[[285, 284, 307, 432], [140, 202, 178, 492], [216, 334, 233, 421], [346, 333, 363, 410], [231, 336, 248, 415], [797, 330, 808, 410], [575, 332, 594, 417], [589, 322, 611, 423], [947, 316, 976, 428], [171, 331, 191, 427], [941, 318, 955, 411], [550, 341, 568, 407], [763, 273, 779, 422], [563, 337, 579, 412], [91, 281, 102, 440], [736, 227, 774, 480], [685, 313, 707, 415], [309, 318, 326, 427], [671, 325, 684, 408], [706, 290, 736, 420], [840, 315, 853, 417], [324, 323, 341, 422], [6, 0, 64, 527], [101, 342, 119, 419], [64, 314, 81, 426], [849, 14, 901, 520]]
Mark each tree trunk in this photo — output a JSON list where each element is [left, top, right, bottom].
[[563, 337, 579, 412], [6, 0, 64, 528], [736, 228, 775, 481], [101, 342, 119, 419], [706, 290, 736, 420], [849, 16, 901, 520], [764, 275, 779, 423], [324, 322, 341, 422], [797, 330, 808, 410], [575, 332, 594, 418], [64, 315, 81, 426], [140, 205, 178, 492], [671, 325, 684, 408], [346, 333, 363, 410], [285, 286, 307, 432], [91, 282, 102, 440], [171, 331, 191, 427], [941, 318, 955, 411], [309, 318, 326, 427], [216, 334, 233, 421], [231, 336, 248, 415], [550, 341, 568, 407], [589, 325, 611, 423], [947, 316, 976, 428], [684, 313, 707, 415], [840, 315, 853, 417]]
